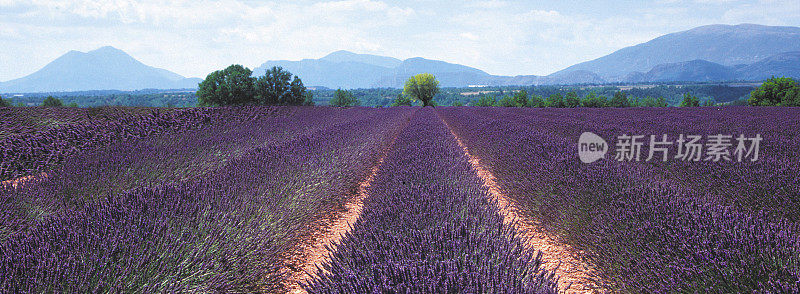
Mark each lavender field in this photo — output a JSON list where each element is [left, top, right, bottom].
[[1, 106, 799, 293]]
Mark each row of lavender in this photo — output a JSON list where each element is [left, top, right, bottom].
[[0, 106, 284, 181], [439, 107, 800, 292], [0, 107, 412, 292], [305, 109, 558, 293]]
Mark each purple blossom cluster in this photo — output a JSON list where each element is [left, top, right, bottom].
[[0, 106, 289, 181], [305, 109, 558, 293], [1, 107, 413, 292], [439, 106, 800, 292]]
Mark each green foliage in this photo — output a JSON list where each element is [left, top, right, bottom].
[[608, 92, 631, 108], [701, 98, 716, 107], [391, 93, 414, 106], [679, 93, 701, 107], [403, 73, 440, 107], [330, 89, 359, 107], [66, 102, 79, 108], [545, 93, 564, 108], [639, 96, 668, 107], [451, 101, 464, 106], [197, 64, 255, 107], [471, 95, 496, 107], [0, 95, 10, 107], [16, 102, 25, 107], [42, 96, 64, 107], [528, 94, 545, 108], [512, 90, 528, 107], [497, 95, 517, 107], [581, 92, 607, 107], [197, 65, 307, 107], [303, 92, 315, 106], [748, 77, 800, 106], [255, 66, 306, 105], [564, 92, 580, 108]]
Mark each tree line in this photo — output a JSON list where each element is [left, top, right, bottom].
[[0, 95, 78, 107], [459, 90, 674, 108], [748, 77, 800, 106]]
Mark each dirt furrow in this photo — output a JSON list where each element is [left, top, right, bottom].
[[437, 113, 607, 294], [0, 173, 47, 189], [281, 120, 407, 294]]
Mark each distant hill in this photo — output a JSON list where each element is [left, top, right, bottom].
[[633, 60, 737, 82], [254, 24, 800, 88], [736, 51, 800, 81], [253, 52, 499, 88], [320, 50, 402, 68], [0, 46, 201, 93], [555, 24, 800, 81], [623, 52, 800, 83]]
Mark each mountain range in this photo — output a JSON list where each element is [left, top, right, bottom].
[[0, 47, 201, 93], [254, 24, 800, 88], [2, 24, 799, 93]]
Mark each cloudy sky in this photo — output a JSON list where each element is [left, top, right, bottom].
[[1, 0, 799, 81]]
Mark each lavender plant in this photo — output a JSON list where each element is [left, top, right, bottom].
[[439, 107, 800, 292], [305, 109, 558, 293]]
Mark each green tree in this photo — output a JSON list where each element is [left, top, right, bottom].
[[391, 93, 414, 106], [679, 93, 700, 107], [545, 93, 564, 108], [451, 101, 464, 106], [640, 96, 668, 107], [701, 98, 716, 107], [581, 92, 607, 108], [303, 92, 315, 106], [403, 73, 440, 107], [528, 94, 545, 107], [0, 95, 11, 107], [748, 77, 799, 106], [66, 102, 79, 107], [289, 76, 307, 105], [497, 95, 516, 107], [254, 66, 306, 105], [788, 87, 800, 106], [512, 90, 528, 107], [471, 94, 496, 107], [42, 96, 63, 107], [564, 91, 580, 108], [197, 64, 255, 106], [608, 91, 631, 108], [330, 89, 359, 107]]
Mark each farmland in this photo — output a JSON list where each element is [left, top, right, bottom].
[[1, 106, 799, 293]]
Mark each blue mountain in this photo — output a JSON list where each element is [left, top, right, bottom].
[[555, 24, 800, 81], [0, 46, 201, 93]]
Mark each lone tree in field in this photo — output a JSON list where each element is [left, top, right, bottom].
[[197, 64, 255, 106], [403, 73, 440, 107]]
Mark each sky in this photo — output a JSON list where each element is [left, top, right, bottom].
[[1, 0, 799, 81]]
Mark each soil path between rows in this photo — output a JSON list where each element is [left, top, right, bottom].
[[0, 173, 47, 189], [437, 112, 608, 294], [281, 118, 408, 294]]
